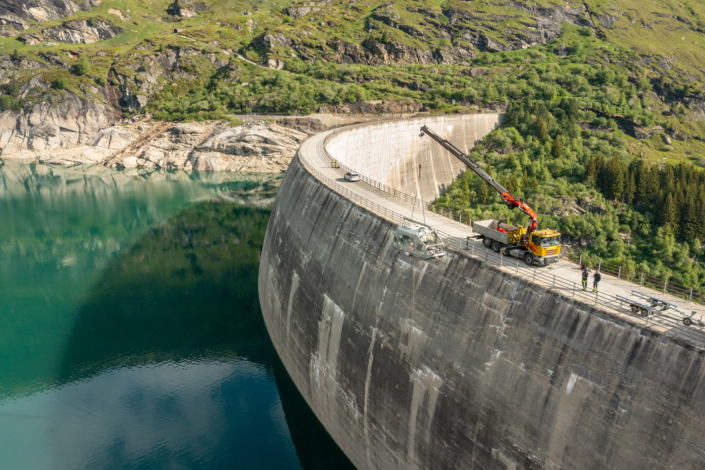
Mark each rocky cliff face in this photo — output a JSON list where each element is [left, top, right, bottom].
[[0, 91, 120, 154], [1, 116, 311, 174], [0, 0, 83, 23]]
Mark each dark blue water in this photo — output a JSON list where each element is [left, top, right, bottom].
[[0, 162, 354, 470]]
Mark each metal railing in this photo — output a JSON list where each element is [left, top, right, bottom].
[[297, 151, 705, 348], [565, 252, 705, 306]]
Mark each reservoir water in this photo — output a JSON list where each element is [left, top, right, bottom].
[[0, 161, 354, 470]]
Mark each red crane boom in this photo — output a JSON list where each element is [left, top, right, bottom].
[[420, 125, 539, 240]]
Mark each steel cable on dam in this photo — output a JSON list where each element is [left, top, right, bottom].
[[259, 115, 705, 470]]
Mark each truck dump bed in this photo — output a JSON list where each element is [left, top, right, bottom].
[[472, 219, 509, 244]]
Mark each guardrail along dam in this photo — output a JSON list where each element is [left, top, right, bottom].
[[258, 114, 705, 469]]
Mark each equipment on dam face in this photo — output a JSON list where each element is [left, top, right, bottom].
[[419, 125, 561, 266], [393, 222, 446, 259], [472, 219, 560, 266], [618, 290, 702, 326]]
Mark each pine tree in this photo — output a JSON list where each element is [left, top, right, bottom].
[[536, 116, 548, 141], [624, 172, 636, 204], [479, 181, 490, 204], [521, 169, 529, 192], [551, 135, 562, 159], [584, 155, 597, 187], [605, 156, 626, 202], [660, 193, 678, 233], [681, 195, 699, 242], [529, 176, 539, 197]]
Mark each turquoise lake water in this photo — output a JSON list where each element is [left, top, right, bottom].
[[0, 162, 354, 470]]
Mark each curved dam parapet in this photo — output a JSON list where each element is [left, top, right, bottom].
[[325, 114, 502, 201], [258, 116, 705, 469]]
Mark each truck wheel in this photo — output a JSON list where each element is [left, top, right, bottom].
[[524, 254, 534, 266], [492, 241, 501, 253], [640, 308, 649, 317], [684, 317, 693, 326], [483, 237, 492, 248], [630, 305, 639, 313]]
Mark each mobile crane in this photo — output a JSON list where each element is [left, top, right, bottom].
[[420, 125, 561, 266]]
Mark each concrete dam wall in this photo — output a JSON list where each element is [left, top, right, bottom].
[[325, 114, 502, 201], [258, 120, 705, 469]]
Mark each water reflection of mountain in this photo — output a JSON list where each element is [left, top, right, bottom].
[[59, 202, 271, 380], [51, 200, 351, 468], [0, 167, 351, 468]]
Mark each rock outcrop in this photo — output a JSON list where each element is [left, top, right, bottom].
[[42, 19, 123, 44], [0, 91, 120, 155], [0, 0, 81, 23], [2, 118, 310, 174]]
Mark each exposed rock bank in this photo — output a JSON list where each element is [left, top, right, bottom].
[[1, 120, 309, 173]]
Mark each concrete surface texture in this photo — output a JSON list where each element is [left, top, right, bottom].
[[324, 114, 502, 201], [258, 119, 705, 469]]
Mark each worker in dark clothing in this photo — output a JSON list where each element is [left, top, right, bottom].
[[582, 268, 589, 291], [593, 270, 601, 292]]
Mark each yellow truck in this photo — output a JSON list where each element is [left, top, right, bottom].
[[472, 220, 561, 266]]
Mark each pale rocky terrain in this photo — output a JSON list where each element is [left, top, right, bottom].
[[1, 119, 309, 173]]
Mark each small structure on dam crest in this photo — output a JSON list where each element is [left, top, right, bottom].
[[392, 222, 445, 259]]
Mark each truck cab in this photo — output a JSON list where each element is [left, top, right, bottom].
[[528, 229, 561, 262]]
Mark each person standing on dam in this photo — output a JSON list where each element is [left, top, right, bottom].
[[582, 267, 589, 291], [593, 270, 602, 292]]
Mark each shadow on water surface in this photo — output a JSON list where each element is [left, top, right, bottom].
[[0, 160, 353, 469], [54, 200, 355, 469]]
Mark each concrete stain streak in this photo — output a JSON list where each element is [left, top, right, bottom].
[[407, 366, 443, 467], [352, 262, 368, 313], [286, 271, 300, 346], [364, 324, 379, 469]]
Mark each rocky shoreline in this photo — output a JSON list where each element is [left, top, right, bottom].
[[0, 118, 311, 173]]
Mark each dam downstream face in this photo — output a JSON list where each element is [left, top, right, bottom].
[[259, 117, 705, 470], [0, 162, 353, 470]]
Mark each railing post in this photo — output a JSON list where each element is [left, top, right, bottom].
[[573, 282, 576, 297], [500, 251, 503, 266], [460, 213, 462, 224], [472, 243, 475, 256], [618, 266, 621, 279], [533, 268, 536, 281], [441, 208, 444, 217], [579, 253, 582, 267], [689, 287, 693, 303], [663, 279, 667, 294], [516, 260, 519, 274], [553, 275, 556, 288], [640, 272, 644, 286], [598, 260, 601, 272], [595, 292, 598, 307], [485, 250, 488, 262]]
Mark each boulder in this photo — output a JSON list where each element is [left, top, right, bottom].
[[87, 126, 136, 150]]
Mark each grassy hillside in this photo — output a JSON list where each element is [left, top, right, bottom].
[[1, 0, 705, 289]]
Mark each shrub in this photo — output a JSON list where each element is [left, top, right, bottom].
[[53, 77, 69, 90], [10, 49, 22, 61], [1, 95, 20, 111], [74, 56, 92, 76]]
